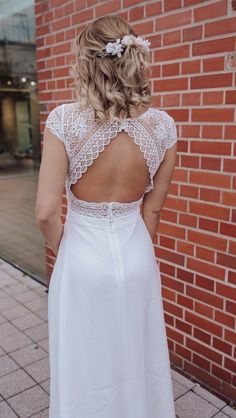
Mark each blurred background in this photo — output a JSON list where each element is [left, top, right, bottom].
[[0, 0, 46, 283]]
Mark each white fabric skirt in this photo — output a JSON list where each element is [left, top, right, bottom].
[[48, 204, 176, 418]]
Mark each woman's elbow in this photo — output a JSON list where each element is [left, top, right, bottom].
[[35, 202, 59, 224]]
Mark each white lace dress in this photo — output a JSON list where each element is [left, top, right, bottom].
[[45, 102, 177, 418]]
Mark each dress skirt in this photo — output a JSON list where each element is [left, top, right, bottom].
[[48, 203, 176, 418]]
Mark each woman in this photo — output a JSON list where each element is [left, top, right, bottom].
[[35, 14, 177, 418]]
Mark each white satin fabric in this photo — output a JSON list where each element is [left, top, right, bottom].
[[48, 201, 176, 418]]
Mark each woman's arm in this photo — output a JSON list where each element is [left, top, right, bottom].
[[141, 142, 177, 242], [35, 126, 68, 256]]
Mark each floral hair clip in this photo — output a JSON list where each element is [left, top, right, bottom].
[[104, 34, 151, 58]]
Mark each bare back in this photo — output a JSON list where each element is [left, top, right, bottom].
[[45, 101, 177, 208]]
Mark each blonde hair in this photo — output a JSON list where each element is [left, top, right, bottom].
[[70, 14, 152, 123]]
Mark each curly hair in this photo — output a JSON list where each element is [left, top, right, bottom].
[[69, 14, 152, 123]]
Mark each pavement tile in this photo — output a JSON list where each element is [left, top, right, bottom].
[[1, 304, 31, 320], [10, 343, 47, 367], [175, 391, 219, 418], [0, 321, 19, 339], [1, 330, 32, 352], [0, 313, 6, 323], [13, 290, 40, 304], [0, 296, 20, 311], [7, 385, 49, 417], [193, 383, 226, 409], [214, 413, 234, 418], [171, 369, 197, 390], [24, 297, 47, 312], [221, 406, 236, 418], [173, 380, 190, 400], [40, 378, 50, 394], [25, 357, 50, 383], [0, 368, 35, 399], [24, 323, 48, 342], [11, 312, 44, 331], [0, 354, 19, 378], [0, 401, 18, 417], [36, 307, 48, 321], [37, 338, 48, 353], [30, 408, 49, 418]]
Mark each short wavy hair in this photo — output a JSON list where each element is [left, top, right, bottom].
[[70, 14, 152, 123]]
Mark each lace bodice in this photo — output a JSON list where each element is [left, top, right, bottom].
[[45, 102, 177, 218]]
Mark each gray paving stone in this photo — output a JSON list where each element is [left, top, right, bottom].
[[175, 391, 218, 418], [0, 296, 20, 311], [0, 313, 7, 323], [193, 383, 226, 409], [25, 357, 49, 383], [24, 297, 47, 312], [8, 385, 49, 417], [13, 289, 39, 304], [1, 330, 32, 352], [0, 321, 19, 339], [171, 369, 197, 390], [0, 347, 4, 357], [173, 379, 190, 400], [40, 378, 50, 394], [0, 401, 18, 417], [1, 304, 31, 320], [37, 338, 48, 353], [214, 413, 233, 418], [0, 354, 19, 378], [0, 368, 35, 398], [36, 307, 48, 321], [0, 274, 18, 288], [11, 312, 44, 331], [30, 407, 49, 418], [221, 406, 236, 418], [10, 343, 47, 367], [24, 322, 48, 342], [3, 283, 29, 296]]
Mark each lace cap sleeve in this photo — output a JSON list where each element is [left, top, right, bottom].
[[45, 104, 65, 143], [165, 113, 177, 150]]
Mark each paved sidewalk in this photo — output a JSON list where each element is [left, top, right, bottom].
[[0, 258, 235, 418]]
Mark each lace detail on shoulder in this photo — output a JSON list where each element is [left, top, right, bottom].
[[50, 103, 177, 195], [45, 104, 65, 143]]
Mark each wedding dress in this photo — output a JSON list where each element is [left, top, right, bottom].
[[45, 101, 177, 418]]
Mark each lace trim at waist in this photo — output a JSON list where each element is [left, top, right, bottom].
[[67, 186, 144, 218]]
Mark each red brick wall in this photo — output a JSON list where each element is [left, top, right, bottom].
[[35, 0, 236, 405]]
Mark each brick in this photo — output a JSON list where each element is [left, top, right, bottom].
[[181, 124, 200, 137], [222, 192, 236, 205], [193, 328, 211, 345], [220, 222, 236, 238], [166, 326, 184, 343], [145, 1, 162, 16], [154, 45, 189, 62], [162, 94, 180, 106], [203, 91, 224, 105], [163, 301, 183, 318], [226, 91, 236, 104], [183, 25, 203, 42], [129, 5, 144, 21], [133, 20, 154, 35], [182, 92, 201, 106], [217, 253, 236, 270], [203, 56, 225, 72], [224, 357, 236, 374], [164, 0, 182, 11], [184, 362, 221, 392], [225, 330, 236, 345], [176, 343, 192, 361], [193, 37, 235, 56], [177, 267, 194, 284], [163, 30, 181, 46], [153, 77, 188, 92], [213, 337, 232, 356], [191, 141, 231, 156], [188, 230, 226, 251], [156, 10, 191, 30], [193, 0, 227, 22], [196, 246, 215, 263], [162, 63, 180, 77], [216, 283, 236, 302], [192, 108, 234, 122], [193, 353, 211, 371], [212, 364, 231, 383], [182, 59, 201, 74], [186, 285, 223, 309], [181, 155, 199, 168], [177, 294, 194, 310], [202, 125, 222, 139], [186, 337, 222, 364], [224, 125, 236, 139], [214, 310, 235, 328], [189, 170, 231, 188], [195, 275, 214, 291], [187, 257, 225, 280], [71, 9, 93, 25], [205, 17, 236, 37], [191, 73, 232, 89], [195, 301, 214, 319], [200, 188, 221, 203]]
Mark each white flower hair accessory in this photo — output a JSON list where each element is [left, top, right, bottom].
[[104, 34, 150, 58]]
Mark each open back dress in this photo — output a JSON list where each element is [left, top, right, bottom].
[[45, 101, 177, 418]]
